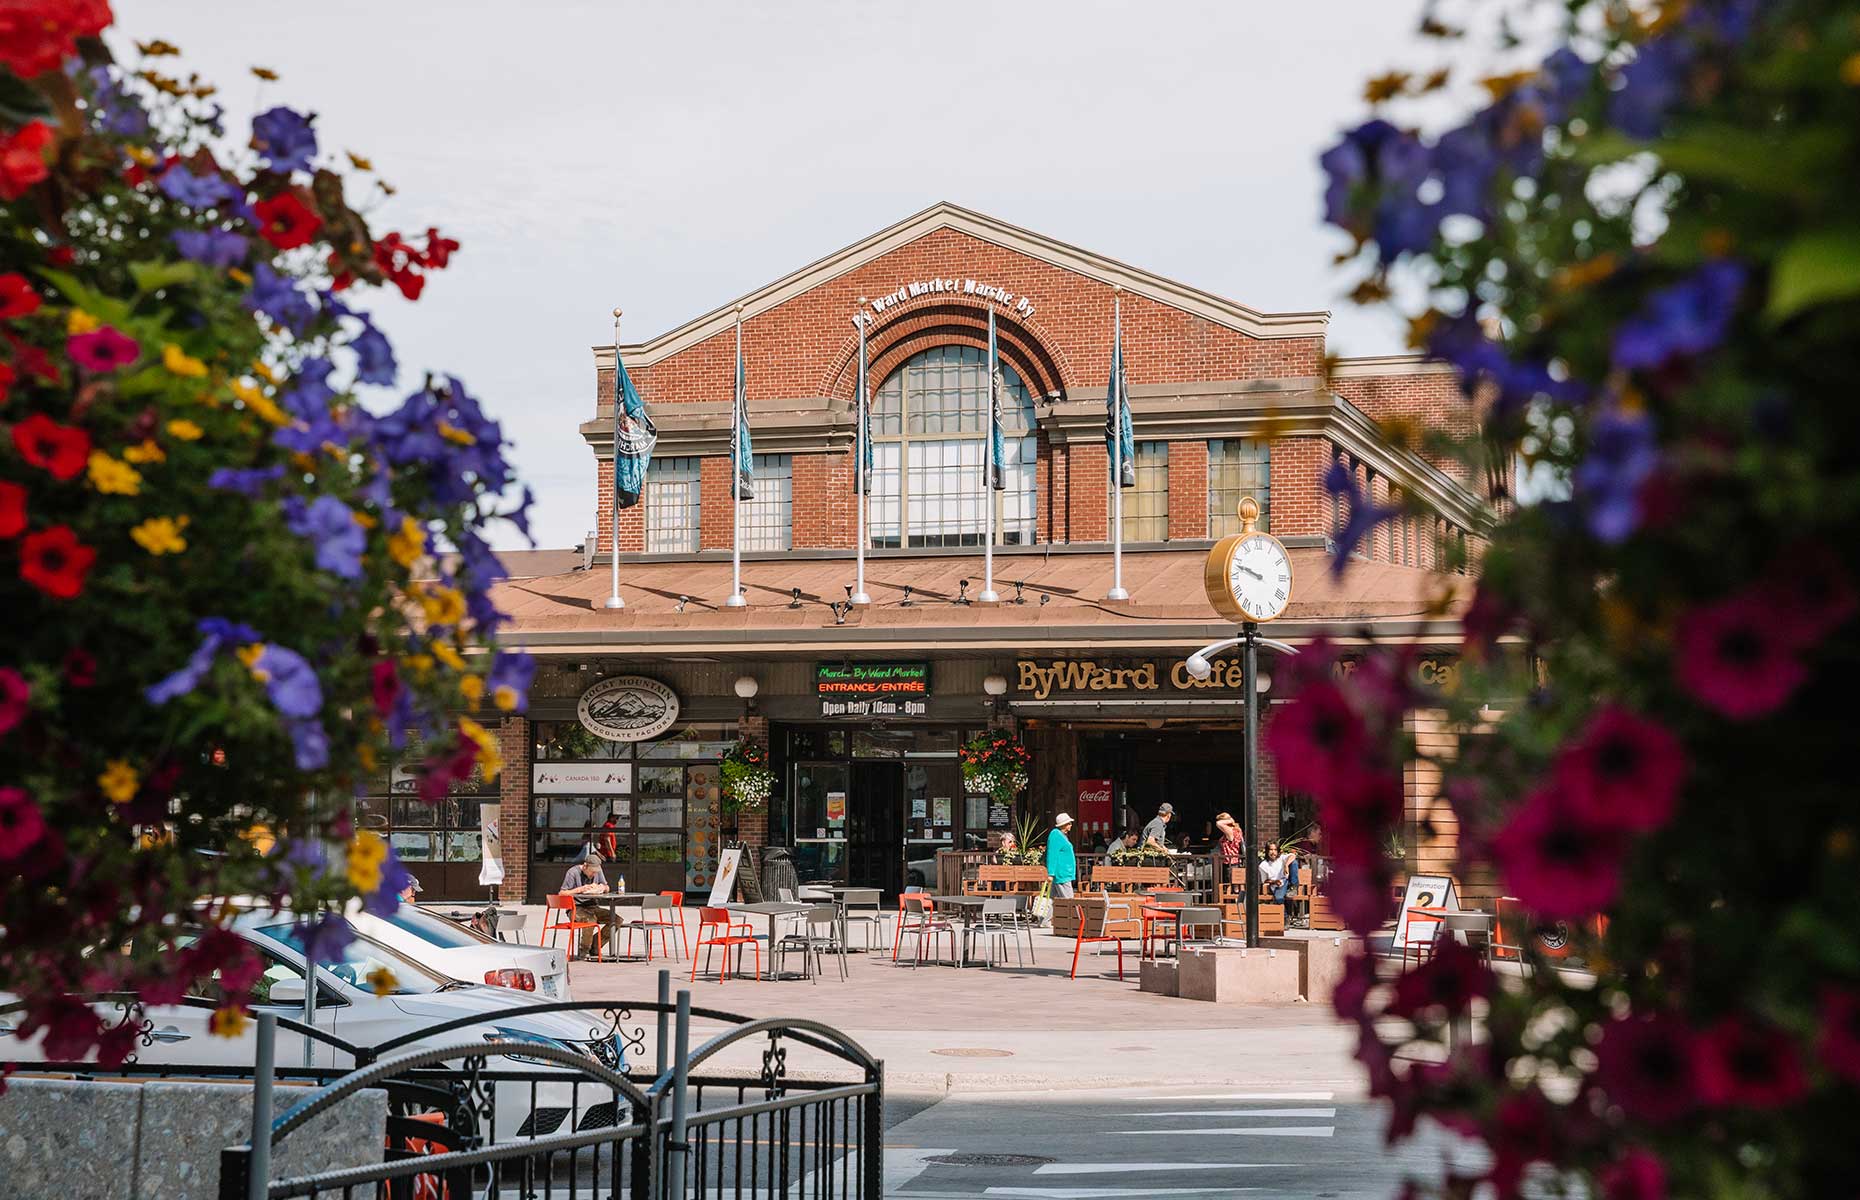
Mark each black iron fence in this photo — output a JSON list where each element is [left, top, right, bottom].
[[6, 973, 881, 1200]]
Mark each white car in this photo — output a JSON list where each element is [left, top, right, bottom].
[[349, 902, 571, 1001], [1, 913, 623, 1138]]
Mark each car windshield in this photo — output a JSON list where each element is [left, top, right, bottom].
[[255, 922, 447, 995], [381, 904, 496, 950]]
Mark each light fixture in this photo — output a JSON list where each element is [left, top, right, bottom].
[[676, 595, 690, 613], [1012, 580, 1026, 604], [982, 674, 1008, 697], [733, 676, 759, 700], [957, 579, 971, 605], [830, 601, 849, 625], [1185, 652, 1212, 681], [901, 585, 914, 608], [1039, 593, 1050, 607], [789, 587, 803, 610], [1257, 671, 1273, 694]]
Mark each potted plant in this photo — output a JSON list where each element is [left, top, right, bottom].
[[718, 740, 773, 815], [1000, 812, 1046, 866], [960, 731, 1030, 804]]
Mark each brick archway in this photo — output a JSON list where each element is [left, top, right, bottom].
[[816, 298, 1073, 403]]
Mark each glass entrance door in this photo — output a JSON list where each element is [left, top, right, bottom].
[[847, 762, 904, 895]]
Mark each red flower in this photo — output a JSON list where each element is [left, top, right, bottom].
[[1556, 705, 1686, 833], [0, 479, 24, 537], [1387, 936, 1493, 1020], [46, 244, 74, 267], [1485, 1089, 1555, 1197], [0, 272, 40, 320], [0, 358, 14, 403], [1316, 766, 1403, 857], [1817, 987, 1860, 1085], [0, 0, 112, 78], [0, 666, 27, 735], [0, 784, 47, 859], [19, 524, 97, 599], [11, 413, 91, 479], [1594, 1013, 1698, 1124], [369, 659, 402, 716], [67, 326, 139, 372], [255, 192, 322, 250], [1695, 1016, 1806, 1109], [8, 332, 56, 382], [1674, 589, 1806, 719], [62, 647, 96, 688], [0, 120, 54, 200], [1264, 680, 1369, 798], [421, 227, 459, 268], [1489, 787, 1626, 919], [1600, 1149, 1667, 1200]]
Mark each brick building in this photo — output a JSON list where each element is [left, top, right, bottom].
[[389, 204, 1485, 905]]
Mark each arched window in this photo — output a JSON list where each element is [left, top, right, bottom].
[[869, 345, 1037, 548]]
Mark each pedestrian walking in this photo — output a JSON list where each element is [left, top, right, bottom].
[[1046, 812, 1078, 898], [1140, 802, 1174, 851]]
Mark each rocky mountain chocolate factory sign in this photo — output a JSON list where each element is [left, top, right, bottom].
[[577, 675, 681, 742]]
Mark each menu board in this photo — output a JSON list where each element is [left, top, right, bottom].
[[685, 766, 721, 893]]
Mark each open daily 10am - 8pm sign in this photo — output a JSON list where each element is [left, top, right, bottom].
[[816, 662, 930, 718]]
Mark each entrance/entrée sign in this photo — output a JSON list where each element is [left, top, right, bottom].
[[817, 662, 930, 717], [576, 675, 680, 742], [532, 762, 634, 795]]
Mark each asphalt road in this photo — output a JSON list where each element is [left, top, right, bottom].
[[883, 1085, 1473, 1199]]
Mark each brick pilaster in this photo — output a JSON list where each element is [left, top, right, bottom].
[[496, 716, 530, 903], [734, 713, 769, 854]]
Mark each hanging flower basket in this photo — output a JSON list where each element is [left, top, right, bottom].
[[719, 740, 773, 813], [961, 732, 1030, 804]]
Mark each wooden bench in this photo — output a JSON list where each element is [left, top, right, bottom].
[[964, 864, 1050, 895], [1089, 865, 1172, 893], [1216, 866, 1286, 936], [1051, 894, 1143, 939]]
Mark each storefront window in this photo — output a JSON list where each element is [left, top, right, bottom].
[[1122, 441, 1170, 541], [851, 730, 913, 759], [355, 726, 495, 894], [637, 723, 736, 760], [793, 762, 850, 838], [869, 345, 1037, 548], [741, 454, 792, 551], [787, 729, 845, 758], [1209, 438, 1270, 535], [534, 722, 628, 761], [645, 456, 701, 553]]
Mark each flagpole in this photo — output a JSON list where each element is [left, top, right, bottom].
[[604, 306, 625, 610], [726, 304, 747, 608], [850, 301, 872, 607], [979, 307, 1000, 604], [1107, 286, 1129, 601]]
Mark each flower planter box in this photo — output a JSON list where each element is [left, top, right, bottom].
[[964, 864, 1049, 894], [1088, 865, 1173, 892]]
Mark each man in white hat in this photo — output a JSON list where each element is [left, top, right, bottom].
[[1046, 812, 1078, 898]]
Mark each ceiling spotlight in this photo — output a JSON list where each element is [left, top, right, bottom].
[[957, 579, 971, 605], [829, 600, 849, 625], [1012, 580, 1026, 604], [676, 595, 690, 613], [901, 585, 914, 608], [1038, 593, 1050, 607], [789, 586, 803, 609], [844, 584, 853, 600]]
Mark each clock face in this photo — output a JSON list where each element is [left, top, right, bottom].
[[1227, 533, 1292, 622]]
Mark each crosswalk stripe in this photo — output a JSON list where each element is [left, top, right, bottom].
[[1106, 1126, 1335, 1137], [1131, 1108, 1337, 1118], [1033, 1162, 1295, 1175]]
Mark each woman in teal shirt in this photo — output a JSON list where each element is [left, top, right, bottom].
[[1046, 812, 1078, 898]]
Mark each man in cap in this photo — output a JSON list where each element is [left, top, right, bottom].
[[560, 852, 623, 958], [1140, 802, 1176, 852], [1046, 813, 1078, 899]]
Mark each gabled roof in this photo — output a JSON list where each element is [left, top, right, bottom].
[[597, 202, 1333, 371]]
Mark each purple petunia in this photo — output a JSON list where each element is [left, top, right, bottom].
[[363, 847, 414, 917], [1610, 35, 1690, 141], [251, 106, 319, 174], [87, 66, 149, 137], [294, 912, 354, 965], [158, 165, 240, 210], [173, 229, 249, 269], [1612, 261, 1746, 370], [486, 650, 536, 713], [283, 494, 366, 580], [286, 717, 330, 770], [352, 325, 397, 386], [281, 357, 337, 422], [245, 262, 318, 335], [252, 643, 323, 719], [1573, 409, 1660, 544], [207, 464, 287, 496], [145, 617, 263, 706], [1323, 461, 1402, 576]]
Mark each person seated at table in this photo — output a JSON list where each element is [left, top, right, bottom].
[[1260, 843, 1302, 920], [994, 831, 1019, 863], [561, 853, 624, 957], [1104, 828, 1138, 855]]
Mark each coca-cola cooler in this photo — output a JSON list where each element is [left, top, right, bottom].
[[1076, 778, 1114, 847]]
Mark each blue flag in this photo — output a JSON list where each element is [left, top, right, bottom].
[[987, 309, 1006, 491], [733, 325, 755, 501], [612, 351, 656, 509], [1106, 317, 1135, 489]]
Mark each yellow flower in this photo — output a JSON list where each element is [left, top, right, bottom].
[[209, 1007, 250, 1038], [123, 439, 166, 464], [365, 967, 399, 997], [231, 378, 288, 425], [1843, 51, 1860, 87], [350, 829, 388, 866], [459, 675, 485, 707], [458, 716, 502, 781], [163, 344, 209, 378], [414, 585, 467, 628], [402, 653, 434, 677], [67, 309, 101, 335], [166, 419, 204, 441], [227, 268, 252, 287], [352, 510, 378, 530], [430, 641, 466, 672], [99, 760, 140, 804], [494, 684, 521, 712], [130, 515, 190, 556], [349, 859, 382, 893], [436, 420, 476, 447], [357, 742, 378, 772], [87, 452, 142, 496], [251, 361, 277, 383], [388, 516, 426, 568], [236, 643, 267, 679]]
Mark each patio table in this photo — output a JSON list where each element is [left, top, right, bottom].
[[574, 893, 658, 962], [927, 895, 1019, 967], [723, 902, 815, 980]]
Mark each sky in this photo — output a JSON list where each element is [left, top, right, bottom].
[[114, 0, 1436, 551]]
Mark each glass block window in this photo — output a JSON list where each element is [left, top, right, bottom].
[[870, 345, 1036, 548], [740, 453, 791, 551], [644, 456, 700, 553], [1120, 441, 1169, 542], [1208, 439, 1271, 535]]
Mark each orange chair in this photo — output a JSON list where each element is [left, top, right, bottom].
[[692, 906, 761, 982], [642, 890, 689, 958], [894, 894, 957, 968], [541, 893, 606, 962], [1071, 898, 1136, 980], [1139, 901, 1185, 961]]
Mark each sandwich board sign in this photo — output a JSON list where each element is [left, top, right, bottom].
[[708, 847, 743, 908], [1395, 874, 1459, 950]]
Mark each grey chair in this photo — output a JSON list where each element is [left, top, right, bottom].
[[776, 905, 847, 982], [895, 895, 956, 968], [839, 888, 889, 952], [971, 898, 1026, 968]]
